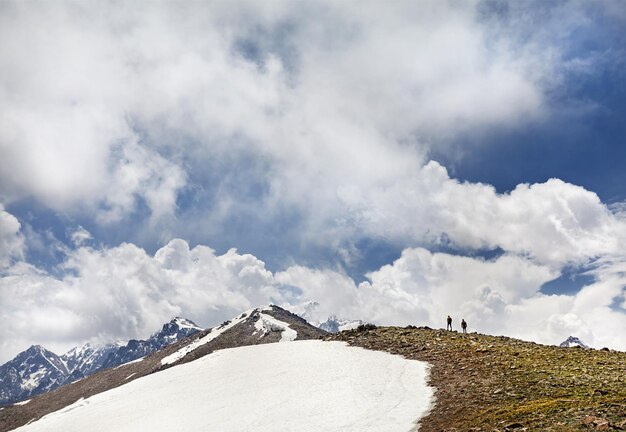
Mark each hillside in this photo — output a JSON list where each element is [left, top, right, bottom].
[[8, 341, 432, 432], [0, 306, 326, 432], [330, 326, 626, 431]]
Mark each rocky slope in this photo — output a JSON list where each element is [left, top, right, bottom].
[[330, 326, 626, 431], [0, 305, 327, 432]]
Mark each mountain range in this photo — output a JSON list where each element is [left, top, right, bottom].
[[0, 317, 202, 406]]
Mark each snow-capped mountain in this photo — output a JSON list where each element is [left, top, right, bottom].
[[99, 317, 203, 370], [318, 315, 364, 333], [0, 317, 202, 406], [0, 345, 69, 407], [559, 336, 590, 349], [62, 343, 120, 382]]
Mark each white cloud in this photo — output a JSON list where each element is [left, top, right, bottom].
[[0, 204, 24, 268]]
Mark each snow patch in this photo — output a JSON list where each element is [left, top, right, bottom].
[[14, 341, 434, 432], [14, 399, 31, 406], [20, 368, 46, 391], [125, 373, 136, 380], [254, 313, 297, 342]]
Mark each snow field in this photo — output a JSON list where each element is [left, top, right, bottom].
[[13, 341, 434, 432]]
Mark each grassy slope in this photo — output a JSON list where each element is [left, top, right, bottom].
[[330, 326, 626, 431]]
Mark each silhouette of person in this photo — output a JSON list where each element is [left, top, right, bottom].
[[461, 319, 467, 334], [446, 315, 452, 331]]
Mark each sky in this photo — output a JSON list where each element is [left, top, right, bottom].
[[1, 0, 626, 362]]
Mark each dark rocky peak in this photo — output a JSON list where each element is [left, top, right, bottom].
[[149, 317, 202, 347]]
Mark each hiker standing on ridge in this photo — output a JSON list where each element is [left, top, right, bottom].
[[446, 315, 452, 331], [461, 319, 467, 334]]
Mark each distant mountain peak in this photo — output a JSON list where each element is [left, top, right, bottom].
[[318, 315, 364, 333], [559, 336, 590, 349]]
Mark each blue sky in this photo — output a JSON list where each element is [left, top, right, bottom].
[[1, 0, 625, 361]]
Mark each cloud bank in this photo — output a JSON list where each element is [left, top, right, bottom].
[[1, 231, 625, 362]]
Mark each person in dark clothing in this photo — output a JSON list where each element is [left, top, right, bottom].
[[461, 319, 467, 334], [446, 315, 452, 331]]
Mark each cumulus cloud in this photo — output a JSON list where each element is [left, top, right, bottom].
[[355, 166, 626, 268], [2, 235, 624, 362]]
